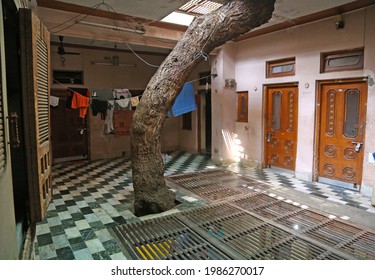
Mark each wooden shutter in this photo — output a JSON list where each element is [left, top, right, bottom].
[[20, 8, 52, 222]]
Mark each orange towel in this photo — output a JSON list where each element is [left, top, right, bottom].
[[71, 91, 89, 118]]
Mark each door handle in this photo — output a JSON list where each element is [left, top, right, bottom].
[[351, 141, 363, 152]]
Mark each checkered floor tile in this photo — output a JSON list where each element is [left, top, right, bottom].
[[33, 151, 375, 260]]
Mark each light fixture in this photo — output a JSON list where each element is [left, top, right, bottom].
[[91, 55, 136, 67], [334, 14, 344, 29], [77, 20, 145, 34]]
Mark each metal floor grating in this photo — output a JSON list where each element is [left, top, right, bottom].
[[167, 169, 270, 202], [109, 169, 375, 260], [109, 215, 233, 260]]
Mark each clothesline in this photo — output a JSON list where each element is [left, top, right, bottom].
[[51, 82, 197, 119]]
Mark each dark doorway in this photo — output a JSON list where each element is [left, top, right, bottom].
[[50, 89, 89, 163], [205, 90, 212, 155], [2, 0, 29, 256]]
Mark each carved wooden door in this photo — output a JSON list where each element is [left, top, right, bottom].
[[318, 82, 367, 190], [265, 86, 298, 170], [20, 9, 52, 222]]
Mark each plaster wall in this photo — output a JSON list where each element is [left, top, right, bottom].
[[214, 6, 375, 189], [211, 42, 237, 165], [51, 47, 209, 159]]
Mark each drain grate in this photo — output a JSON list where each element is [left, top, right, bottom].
[[180, 203, 346, 260], [181, 203, 245, 224], [193, 186, 247, 201], [231, 193, 280, 210], [276, 209, 330, 232], [182, 204, 264, 237], [110, 170, 375, 260], [258, 237, 346, 260], [252, 200, 302, 220], [305, 219, 364, 247], [110, 215, 232, 260], [341, 232, 375, 259], [168, 170, 270, 202], [223, 224, 292, 259], [168, 169, 270, 198]]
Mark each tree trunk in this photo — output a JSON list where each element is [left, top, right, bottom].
[[130, 0, 276, 216]]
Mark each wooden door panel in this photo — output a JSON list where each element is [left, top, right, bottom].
[[51, 89, 88, 161], [20, 9, 52, 222], [318, 82, 367, 188], [265, 86, 298, 170]]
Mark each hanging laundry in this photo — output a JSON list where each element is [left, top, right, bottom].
[[113, 88, 132, 100], [104, 101, 115, 134], [115, 99, 132, 110], [171, 82, 197, 117], [50, 95, 59, 107], [66, 88, 90, 109], [91, 99, 108, 119], [131, 96, 140, 107], [71, 91, 90, 118], [90, 88, 113, 101]]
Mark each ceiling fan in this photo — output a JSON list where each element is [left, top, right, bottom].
[[57, 36, 80, 55]]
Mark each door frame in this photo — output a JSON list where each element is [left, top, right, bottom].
[[262, 82, 299, 169], [197, 89, 212, 155], [313, 77, 368, 189]]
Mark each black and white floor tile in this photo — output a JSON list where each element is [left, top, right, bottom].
[[33, 151, 375, 260]]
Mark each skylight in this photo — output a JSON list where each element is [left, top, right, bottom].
[[161, 12, 195, 26], [179, 0, 223, 16], [161, 0, 223, 26]]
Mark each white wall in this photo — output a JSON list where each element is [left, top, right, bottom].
[[213, 6, 375, 188], [211, 42, 237, 165]]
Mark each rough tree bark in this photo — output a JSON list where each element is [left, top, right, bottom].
[[130, 0, 276, 216]]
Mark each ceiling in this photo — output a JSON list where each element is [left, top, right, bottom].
[[29, 0, 374, 55]]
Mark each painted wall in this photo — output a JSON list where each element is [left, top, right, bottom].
[[51, 46, 209, 159], [0, 2, 18, 259], [211, 42, 237, 165], [213, 6, 375, 190]]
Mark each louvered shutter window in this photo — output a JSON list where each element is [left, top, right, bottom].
[[36, 36, 49, 145]]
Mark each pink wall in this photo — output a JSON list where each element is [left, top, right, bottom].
[[213, 6, 375, 191]]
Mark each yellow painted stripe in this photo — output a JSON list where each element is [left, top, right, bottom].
[[158, 242, 170, 254], [135, 246, 148, 260], [152, 243, 166, 257], [141, 245, 154, 260], [146, 244, 157, 259]]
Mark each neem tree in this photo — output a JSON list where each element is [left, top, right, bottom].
[[130, 0, 276, 216]]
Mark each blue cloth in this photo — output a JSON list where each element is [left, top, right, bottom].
[[171, 83, 197, 117]]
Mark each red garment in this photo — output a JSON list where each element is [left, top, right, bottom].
[[71, 91, 89, 118]]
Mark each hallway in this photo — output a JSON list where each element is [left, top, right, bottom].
[[33, 151, 375, 260]]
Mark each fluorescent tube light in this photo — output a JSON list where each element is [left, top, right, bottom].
[[91, 62, 136, 67], [77, 20, 145, 34]]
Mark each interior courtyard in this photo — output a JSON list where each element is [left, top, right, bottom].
[[1, 0, 375, 260]]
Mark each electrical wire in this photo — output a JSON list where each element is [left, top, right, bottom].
[[49, 2, 104, 33], [100, 2, 177, 46], [124, 43, 161, 68], [186, 73, 213, 84], [47, 0, 213, 74]]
